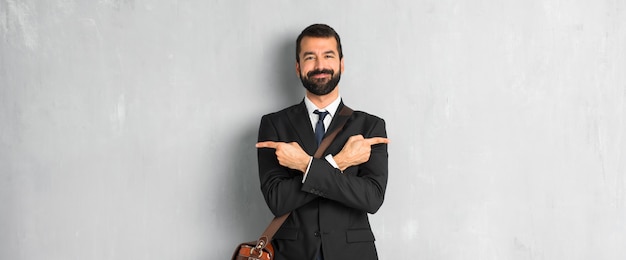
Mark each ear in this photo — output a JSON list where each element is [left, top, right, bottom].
[[340, 57, 345, 74], [295, 61, 301, 78]]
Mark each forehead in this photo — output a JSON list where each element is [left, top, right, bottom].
[[299, 36, 339, 55]]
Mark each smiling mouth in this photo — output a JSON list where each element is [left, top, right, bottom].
[[307, 69, 334, 79], [312, 73, 330, 78]]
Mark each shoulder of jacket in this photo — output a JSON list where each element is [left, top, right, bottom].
[[264, 103, 301, 115], [352, 110, 385, 122]]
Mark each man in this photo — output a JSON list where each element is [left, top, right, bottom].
[[255, 24, 389, 260]]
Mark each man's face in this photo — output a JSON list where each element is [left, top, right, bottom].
[[296, 36, 344, 96]]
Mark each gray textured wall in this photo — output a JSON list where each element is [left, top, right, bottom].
[[1, 1, 625, 259]]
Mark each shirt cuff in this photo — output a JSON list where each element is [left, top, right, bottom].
[[325, 154, 341, 172], [302, 156, 313, 183]]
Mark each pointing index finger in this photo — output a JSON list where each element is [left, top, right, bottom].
[[256, 141, 280, 149], [365, 137, 390, 146]]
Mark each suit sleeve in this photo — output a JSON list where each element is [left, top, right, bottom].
[[257, 115, 318, 217], [301, 117, 388, 214]]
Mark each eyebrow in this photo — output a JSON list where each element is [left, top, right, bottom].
[[302, 50, 337, 56]]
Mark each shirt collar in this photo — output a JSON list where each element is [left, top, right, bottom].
[[304, 94, 342, 118]]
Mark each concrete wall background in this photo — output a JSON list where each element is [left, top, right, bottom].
[[1, 0, 625, 259]]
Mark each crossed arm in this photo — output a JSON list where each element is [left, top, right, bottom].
[[256, 135, 389, 173], [257, 130, 389, 216]]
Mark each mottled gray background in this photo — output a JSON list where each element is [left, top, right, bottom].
[[1, 0, 625, 259]]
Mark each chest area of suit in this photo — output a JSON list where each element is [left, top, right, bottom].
[[274, 115, 371, 155]]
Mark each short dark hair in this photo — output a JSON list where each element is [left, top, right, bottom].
[[296, 24, 343, 62]]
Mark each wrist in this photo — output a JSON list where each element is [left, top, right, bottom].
[[334, 154, 349, 171], [300, 156, 312, 173]]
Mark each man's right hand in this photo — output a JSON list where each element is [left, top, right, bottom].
[[333, 135, 389, 171], [256, 141, 311, 173]]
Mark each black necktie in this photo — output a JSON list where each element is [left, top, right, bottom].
[[313, 110, 329, 145]]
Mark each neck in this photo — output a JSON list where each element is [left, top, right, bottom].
[[306, 87, 340, 109]]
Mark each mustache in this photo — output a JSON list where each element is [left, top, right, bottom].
[[307, 69, 334, 77]]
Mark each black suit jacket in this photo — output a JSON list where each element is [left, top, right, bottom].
[[257, 101, 388, 260]]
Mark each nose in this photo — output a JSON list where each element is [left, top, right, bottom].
[[313, 57, 327, 70]]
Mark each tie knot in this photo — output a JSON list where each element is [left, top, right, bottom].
[[314, 110, 329, 121]]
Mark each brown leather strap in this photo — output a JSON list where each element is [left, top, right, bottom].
[[314, 105, 353, 158], [257, 105, 354, 246]]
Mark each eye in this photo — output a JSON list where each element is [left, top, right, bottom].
[[304, 56, 315, 61]]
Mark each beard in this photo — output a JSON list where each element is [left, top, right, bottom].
[[299, 68, 341, 96]]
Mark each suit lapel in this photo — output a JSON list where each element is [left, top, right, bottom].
[[325, 101, 352, 139], [286, 101, 317, 154]]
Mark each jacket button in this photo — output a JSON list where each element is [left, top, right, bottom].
[[314, 231, 320, 237]]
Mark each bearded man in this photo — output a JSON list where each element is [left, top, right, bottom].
[[255, 24, 389, 260]]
